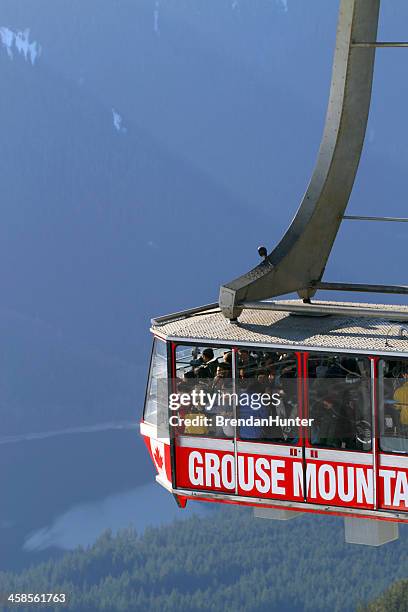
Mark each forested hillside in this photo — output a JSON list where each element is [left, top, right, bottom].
[[1, 509, 407, 612], [361, 579, 408, 612]]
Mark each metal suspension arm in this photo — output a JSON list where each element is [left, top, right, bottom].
[[219, 0, 380, 319]]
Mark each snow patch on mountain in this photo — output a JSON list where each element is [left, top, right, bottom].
[[276, 0, 288, 12], [0, 27, 41, 64], [112, 109, 127, 134], [154, 1, 160, 35], [232, 1, 288, 14]]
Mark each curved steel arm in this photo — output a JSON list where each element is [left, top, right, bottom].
[[220, 0, 380, 319]]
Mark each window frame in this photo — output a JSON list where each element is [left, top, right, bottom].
[[172, 341, 301, 444], [305, 350, 373, 452], [234, 346, 300, 445], [378, 357, 408, 455], [143, 336, 169, 426], [172, 341, 236, 440]]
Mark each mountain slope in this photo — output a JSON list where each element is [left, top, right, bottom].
[[0, 509, 407, 611]]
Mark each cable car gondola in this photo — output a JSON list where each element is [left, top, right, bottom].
[[141, 0, 408, 546]]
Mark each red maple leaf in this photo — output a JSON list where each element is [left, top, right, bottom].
[[153, 446, 163, 470]]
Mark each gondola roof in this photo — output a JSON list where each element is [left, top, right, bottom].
[[151, 300, 408, 355]]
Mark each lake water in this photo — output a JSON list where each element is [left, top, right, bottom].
[[0, 426, 210, 572]]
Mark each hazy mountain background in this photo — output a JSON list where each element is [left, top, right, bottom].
[[1, 0, 408, 432], [1, 0, 408, 602]]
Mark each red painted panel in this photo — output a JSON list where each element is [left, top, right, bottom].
[[305, 459, 373, 509], [176, 446, 235, 493], [142, 433, 172, 485], [236, 451, 303, 501], [378, 462, 408, 512]]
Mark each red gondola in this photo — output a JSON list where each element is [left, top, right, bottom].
[[141, 0, 408, 546], [142, 303, 408, 546]]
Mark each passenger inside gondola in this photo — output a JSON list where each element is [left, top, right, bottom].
[[309, 354, 371, 451], [381, 361, 408, 452], [237, 349, 258, 376], [192, 348, 218, 378], [223, 351, 233, 366], [393, 371, 408, 432], [213, 362, 232, 387]]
